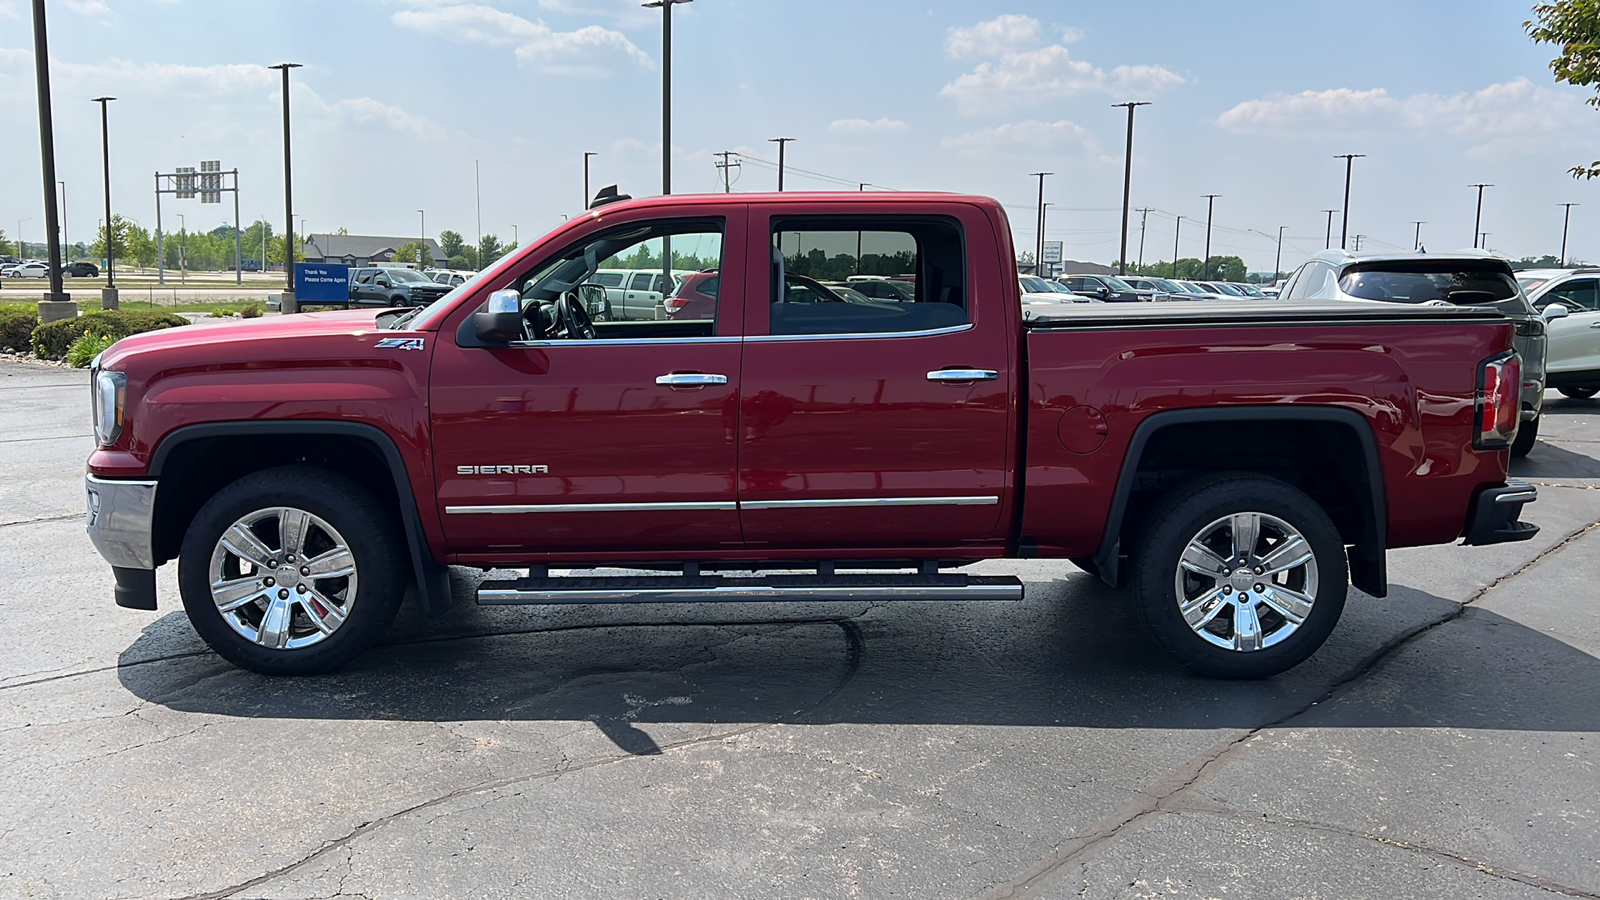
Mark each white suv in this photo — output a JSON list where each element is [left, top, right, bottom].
[[1517, 268, 1600, 400]]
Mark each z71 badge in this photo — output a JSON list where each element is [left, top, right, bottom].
[[375, 337, 426, 350]]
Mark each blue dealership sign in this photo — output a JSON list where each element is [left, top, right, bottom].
[[294, 263, 350, 304]]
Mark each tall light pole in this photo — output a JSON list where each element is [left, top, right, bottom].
[[512, 224, 518, 249], [1560, 203, 1579, 266], [1112, 101, 1149, 275], [1322, 209, 1338, 249], [58, 181, 67, 256], [92, 96, 117, 303], [1171, 215, 1183, 279], [1201, 194, 1220, 279], [31, 0, 69, 309], [17, 219, 30, 258], [417, 209, 425, 265], [269, 62, 301, 301], [1252, 227, 1285, 281], [643, 0, 692, 195], [1412, 221, 1425, 251], [176, 212, 186, 284], [583, 151, 597, 208], [1135, 207, 1152, 269], [769, 137, 795, 191], [1030, 172, 1051, 275], [1470, 183, 1493, 248], [1334, 153, 1364, 249]]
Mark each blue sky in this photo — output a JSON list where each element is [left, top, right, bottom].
[[2, 0, 1596, 272]]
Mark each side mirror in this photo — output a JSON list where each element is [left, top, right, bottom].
[[1542, 303, 1570, 322], [474, 289, 523, 344], [1097, 286, 1111, 297]]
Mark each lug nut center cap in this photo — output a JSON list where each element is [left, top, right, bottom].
[[1228, 568, 1256, 593]]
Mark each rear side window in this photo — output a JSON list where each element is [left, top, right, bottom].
[[1338, 261, 1519, 304]]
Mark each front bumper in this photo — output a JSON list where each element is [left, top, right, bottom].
[[1462, 480, 1540, 546], [86, 475, 160, 610]]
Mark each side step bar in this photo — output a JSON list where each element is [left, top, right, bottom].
[[477, 571, 1024, 605]]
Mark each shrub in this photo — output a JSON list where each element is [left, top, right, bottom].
[[66, 332, 114, 368], [30, 310, 189, 359], [240, 302, 262, 319], [0, 306, 40, 352], [206, 308, 232, 318]]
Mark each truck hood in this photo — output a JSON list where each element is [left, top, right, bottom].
[[99, 308, 401, 370]]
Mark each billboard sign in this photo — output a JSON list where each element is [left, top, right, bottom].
[[294, 263, 350, 304], [1042, 241, 1063, 264]]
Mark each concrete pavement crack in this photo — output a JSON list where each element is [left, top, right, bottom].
[[0, 513, 81, 528], [978, 517, 1600, 900]]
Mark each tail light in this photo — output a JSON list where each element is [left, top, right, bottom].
[[1474, 352, 1521, 450]]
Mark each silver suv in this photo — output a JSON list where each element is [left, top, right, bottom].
[[1515, 268, 1600, 401], [1280, 250, 1547, 456]]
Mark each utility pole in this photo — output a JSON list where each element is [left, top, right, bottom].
[[643, 0, 692, 194], [1112, 101, 1150, 275], [1273, 225, 1285, 280], [1352, 234, 1365, 253], [1478, 232, 1490, 252], [583, 151, 597, 208], [1334, 154, 1364, 249], [1201, 194, 1220, 280], [92, 96, 117, 306], [1470, 184, 1493, 248], [1560, 202, 1579, 266], [1136, 207, 1152, 269], [1172, 216, 1183, 279], [713, 151, 739, 192], [269, 62, 301, 304], [1029, 172, 1052, 276], [769, 137, 795, 190], [1322, 209, 1337, 249]]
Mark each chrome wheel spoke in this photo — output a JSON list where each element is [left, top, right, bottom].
[[279, 509, 312, 560], [304, 547, 355, 579], [212, 576, 268, 613], [1230, 513, 1260, 560], [1180, 590, 1229, 629], [221, 524, 276, 569], [256, 594, 294, 649], [1180, 542, 1229, 577], [300, 590, 348, 635], [1260, 585, 1314, 626], [1232, 601, 1264, 652], [1258, 536, 1312, 577]]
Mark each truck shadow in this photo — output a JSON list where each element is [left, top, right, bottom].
[[115, 571, 1600, 750], [1511, 440, 1600, 479]]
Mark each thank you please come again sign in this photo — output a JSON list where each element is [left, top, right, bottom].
[[294, 264, 351, 304]]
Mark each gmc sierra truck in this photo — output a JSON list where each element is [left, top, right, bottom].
[[85, 192, 1538, 679]]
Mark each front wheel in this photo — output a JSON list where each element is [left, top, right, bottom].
[[1559, 386, 1598, 400], [178, 466, 407, 675], [1130, 474, 1347, 679]]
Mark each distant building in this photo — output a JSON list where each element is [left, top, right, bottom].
[[301, 233, 446, 267]]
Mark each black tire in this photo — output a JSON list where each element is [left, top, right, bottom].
[[1559, 386, 1598, 400], [1067, 557, 1101, 578], [178, 465, 407, 675], [1129, 473, 1347, 679], [1510, 414, 1539, 457]]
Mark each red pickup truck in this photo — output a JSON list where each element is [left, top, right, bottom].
[[84, 192, 1537, 679]]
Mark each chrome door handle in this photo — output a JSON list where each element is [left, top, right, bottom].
[[927, 369, 998, 382], [655, 373, 729, 386]]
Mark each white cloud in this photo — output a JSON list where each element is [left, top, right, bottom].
[[62, 0, 112, 16], [940, 17, 1183, 115], [1217, 87, 1397, 131], [393, 3, 652, 74], [828, 117, 908, 134], [941, 119, 1091, 155], [945, 14, 1041, 59]]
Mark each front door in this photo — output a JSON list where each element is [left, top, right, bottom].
[[1543, 278, 1600, 381], [735, 207, 1014, 550], [430, 212, 745, 556]]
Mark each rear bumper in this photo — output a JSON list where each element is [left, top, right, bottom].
[[1462, 480, 1540, 546]]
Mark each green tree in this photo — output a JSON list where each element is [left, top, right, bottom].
[[91, 215, 134, 261], [268, 234, 304, 265], [439, 229, 465, 259], [479, 234, 505, 265], [393, 241, 434, 266], [1528, 1, 1600, 176], [0, 228, 13, 257]]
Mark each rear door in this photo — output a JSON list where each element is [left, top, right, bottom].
[[735, 204, 1014, 550]]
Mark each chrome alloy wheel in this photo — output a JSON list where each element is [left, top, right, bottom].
[[1173, 511, 1319, 652], [206, 506, 360, 651]]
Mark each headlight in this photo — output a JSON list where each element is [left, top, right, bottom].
[[92, 368, 127, 447]]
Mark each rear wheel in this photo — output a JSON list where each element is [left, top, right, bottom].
[[1510, 414, 1539, 457], [1559, 386, 1598, 400], [178, 466, 407, 675], [1130, 474, 1347, 679]]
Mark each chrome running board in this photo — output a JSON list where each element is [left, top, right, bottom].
[[476, 571, 1023, 605]]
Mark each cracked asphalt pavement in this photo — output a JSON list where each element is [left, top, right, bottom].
[[2, 356, 1597, 899]]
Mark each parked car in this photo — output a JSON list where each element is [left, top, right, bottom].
[[1280, 249, 1546, 456], [430, 270, 471, 287], [348, 266, 453, 308], [1517, 268, 1600, 400], [844, 275, 916, 302], [1058, 273, 1147, 302], [7, 262, 50, 278], [63, 261, 100, 277], [1230, 283, 1268, 298], [85, 190, 1537, 682], [1167, 280, 1228, 300]]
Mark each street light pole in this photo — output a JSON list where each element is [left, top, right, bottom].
[[1172, 216, 1183, 279], [417, 209, 425, 265], [1321, 209, 1337, 249], [1112, 101, 1149, 275], [1029, 172, 1051, 275], [269, 62, 302, 302], [769, 137, 795, 191], [58, 181, 67, 257], [1201, 194, 1219, 279], [1412, 221, 1425, 251], [92, 96, 116, 298], [30, 0, 69, 308], [583, 151, 597, 208], [1560, 203, 1579, 266], [177, 212, 186, 284], [1334, 154, 1364, 249], [1470, 183, 1493, 248], [643, 0, 691, 195]]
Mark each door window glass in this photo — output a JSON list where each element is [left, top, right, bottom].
[[769, 218, 968, 336], [1546, 278, 1599, 311]]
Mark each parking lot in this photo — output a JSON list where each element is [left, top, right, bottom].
[[2, 355, 1597, 899]]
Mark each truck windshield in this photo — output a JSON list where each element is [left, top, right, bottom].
[[1339, 261, 1519, 304]]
